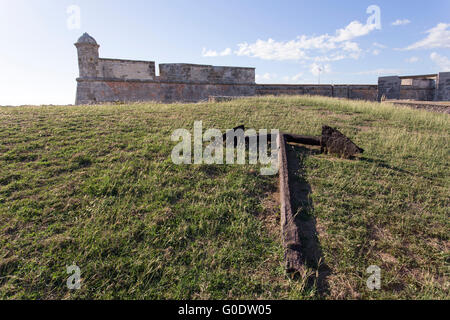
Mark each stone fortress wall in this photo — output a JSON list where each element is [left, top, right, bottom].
[[75, 33, 450, 105], [75, 33, 256, 104], [378, 73, 450, 101], [255, 84, 378, 101], [99, 59, 156, 81]]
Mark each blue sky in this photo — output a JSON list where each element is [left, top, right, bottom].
[[0, 0, 449, 105]]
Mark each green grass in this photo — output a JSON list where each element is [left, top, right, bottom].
[[0, 95, 448, 299]]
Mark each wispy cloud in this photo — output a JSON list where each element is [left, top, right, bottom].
[[405, 56, 419, 63], [372, 42, 387, 48], [430, 52, 450, 70], [256, 72, 313, 84], [234, 20, 375, 61], [310, 63, 331, 76], [280, 72, 305, 83], [333, 20, 378, 42], [392, 19, 411, 26], [403, 23, 450, 50], [367, 42, 386, 56], [203, 19, 379, 62], [255, 73, 278, 82], [291, 72, 303, 81], [201, 47, 232, 57], [371, 49, 381, 56], [353, 68, 402, 76]]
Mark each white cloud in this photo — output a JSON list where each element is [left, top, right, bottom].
[[291, 72, 303, 81], [342, 41, 363, 59], [235, 38, 310, 61], [334, 20, 377, 42], [201, 47, 232, 57], [204, 19, 378, 62], [392, 19, 411, 26], [312, 53, 346, 62], [234, 20, 374, 62], [430, 52, 450, 70], [405, 56, 419, 63], [373, 42, 387, 48], [310, 63, 331, 76], [404, 23, 450, 50], [354, 68, 402, 76], [255, 73, 277, 82], [219, 48, 232, 56], [368, 42, 386, 56], [280, 73, 306, 83], [202, 48, 218, 57], [256, 72, 307, 84]]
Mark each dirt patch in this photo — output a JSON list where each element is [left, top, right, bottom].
[[260, 191, 281, 240], [379, 252, 398, 265]]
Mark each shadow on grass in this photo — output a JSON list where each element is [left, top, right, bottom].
[[358, 156, 433, 181], [286, 143, 330, 297]]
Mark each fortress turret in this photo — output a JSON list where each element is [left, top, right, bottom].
[[75, 33, 99, 78]]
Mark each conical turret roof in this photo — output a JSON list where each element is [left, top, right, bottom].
[[76, 33, 98, 45]]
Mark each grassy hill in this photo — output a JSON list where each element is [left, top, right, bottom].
[[0, 96, 448, 299]]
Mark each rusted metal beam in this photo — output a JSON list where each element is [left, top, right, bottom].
[[222, 125, 245, 142], [320, 125, 364, 158], [283, 133, 321, 146]]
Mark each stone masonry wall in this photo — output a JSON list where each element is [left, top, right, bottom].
[[255, 84, 378, 101], [378, 76, 401, 100], [98, 59, 155, 80], [76, 79, 256, 104], [377, 74, 450, 101], [256, 84, 333, 97], [76, 81, 378, 104], [399, 87, 435, 101], [159, 64, 255, 84], [436, 72, 450, 101]]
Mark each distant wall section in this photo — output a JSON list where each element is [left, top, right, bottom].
[[436, 72, 450, 101], [377, 76, 401, 100], [256, 84, 378, 101], [377, 73, 449, 101]]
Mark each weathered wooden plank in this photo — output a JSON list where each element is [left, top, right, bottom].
[[278, 133, 304, 273]]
